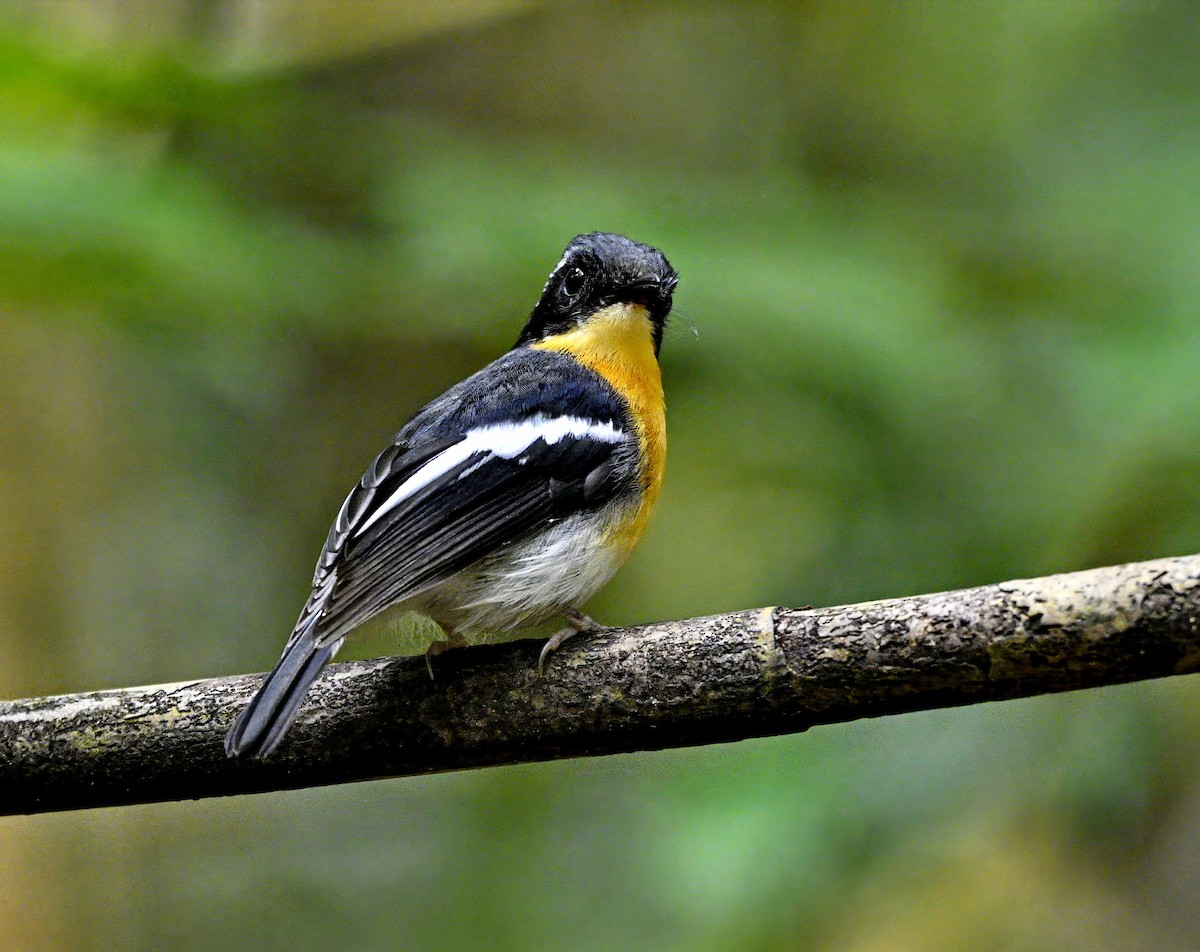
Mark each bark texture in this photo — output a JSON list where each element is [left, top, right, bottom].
[[2, 554, 1199, 815]]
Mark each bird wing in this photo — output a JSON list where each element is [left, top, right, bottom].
[[297, 349, 640, 646]]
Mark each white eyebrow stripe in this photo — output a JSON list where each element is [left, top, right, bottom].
[[352, 415, 625, 539], [542, 251, 572, 292]]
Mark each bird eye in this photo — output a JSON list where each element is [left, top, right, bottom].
[[561, 267, 586, 298]]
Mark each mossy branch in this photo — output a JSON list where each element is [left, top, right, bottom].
[[2, 554, 1199, 815]]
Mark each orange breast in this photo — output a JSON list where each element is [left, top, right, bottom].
[[532, 302, 666, 556]]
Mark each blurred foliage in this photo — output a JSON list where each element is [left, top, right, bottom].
[[2, 1, 1200, 950]]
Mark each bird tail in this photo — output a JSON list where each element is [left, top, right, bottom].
[[225, 613, 341, 759]]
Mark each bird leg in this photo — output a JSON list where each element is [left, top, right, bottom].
[[539, 608, 602, 675], [425, 629, 467, 680]]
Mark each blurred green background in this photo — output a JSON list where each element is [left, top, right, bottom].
[[3, 1, 1200, 949]]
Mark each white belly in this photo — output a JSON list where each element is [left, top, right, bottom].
[[413, 506, 632, 635]]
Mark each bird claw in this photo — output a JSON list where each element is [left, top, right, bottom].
[[424, 633, 464, 680], [538, 610, 601, 675]]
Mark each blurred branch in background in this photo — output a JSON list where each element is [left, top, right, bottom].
[[3, 553, 1197, 817]]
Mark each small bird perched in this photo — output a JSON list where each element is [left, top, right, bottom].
[[225, 232, 678, 758]]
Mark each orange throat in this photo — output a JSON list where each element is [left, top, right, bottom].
[[532, 303, 666, 554]]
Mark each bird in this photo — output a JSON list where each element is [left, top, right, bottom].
[[225, 232, 678, 758]]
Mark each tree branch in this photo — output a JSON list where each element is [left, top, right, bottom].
[[2, 554, 1199, 815]]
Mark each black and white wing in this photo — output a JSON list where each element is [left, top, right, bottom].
[[314, 409, 635, 639]]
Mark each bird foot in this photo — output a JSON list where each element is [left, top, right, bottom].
[[538, 609, 602, 675], [425, 632, 465, 680]]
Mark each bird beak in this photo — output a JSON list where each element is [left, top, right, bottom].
[[615, 276, 673, 310]]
